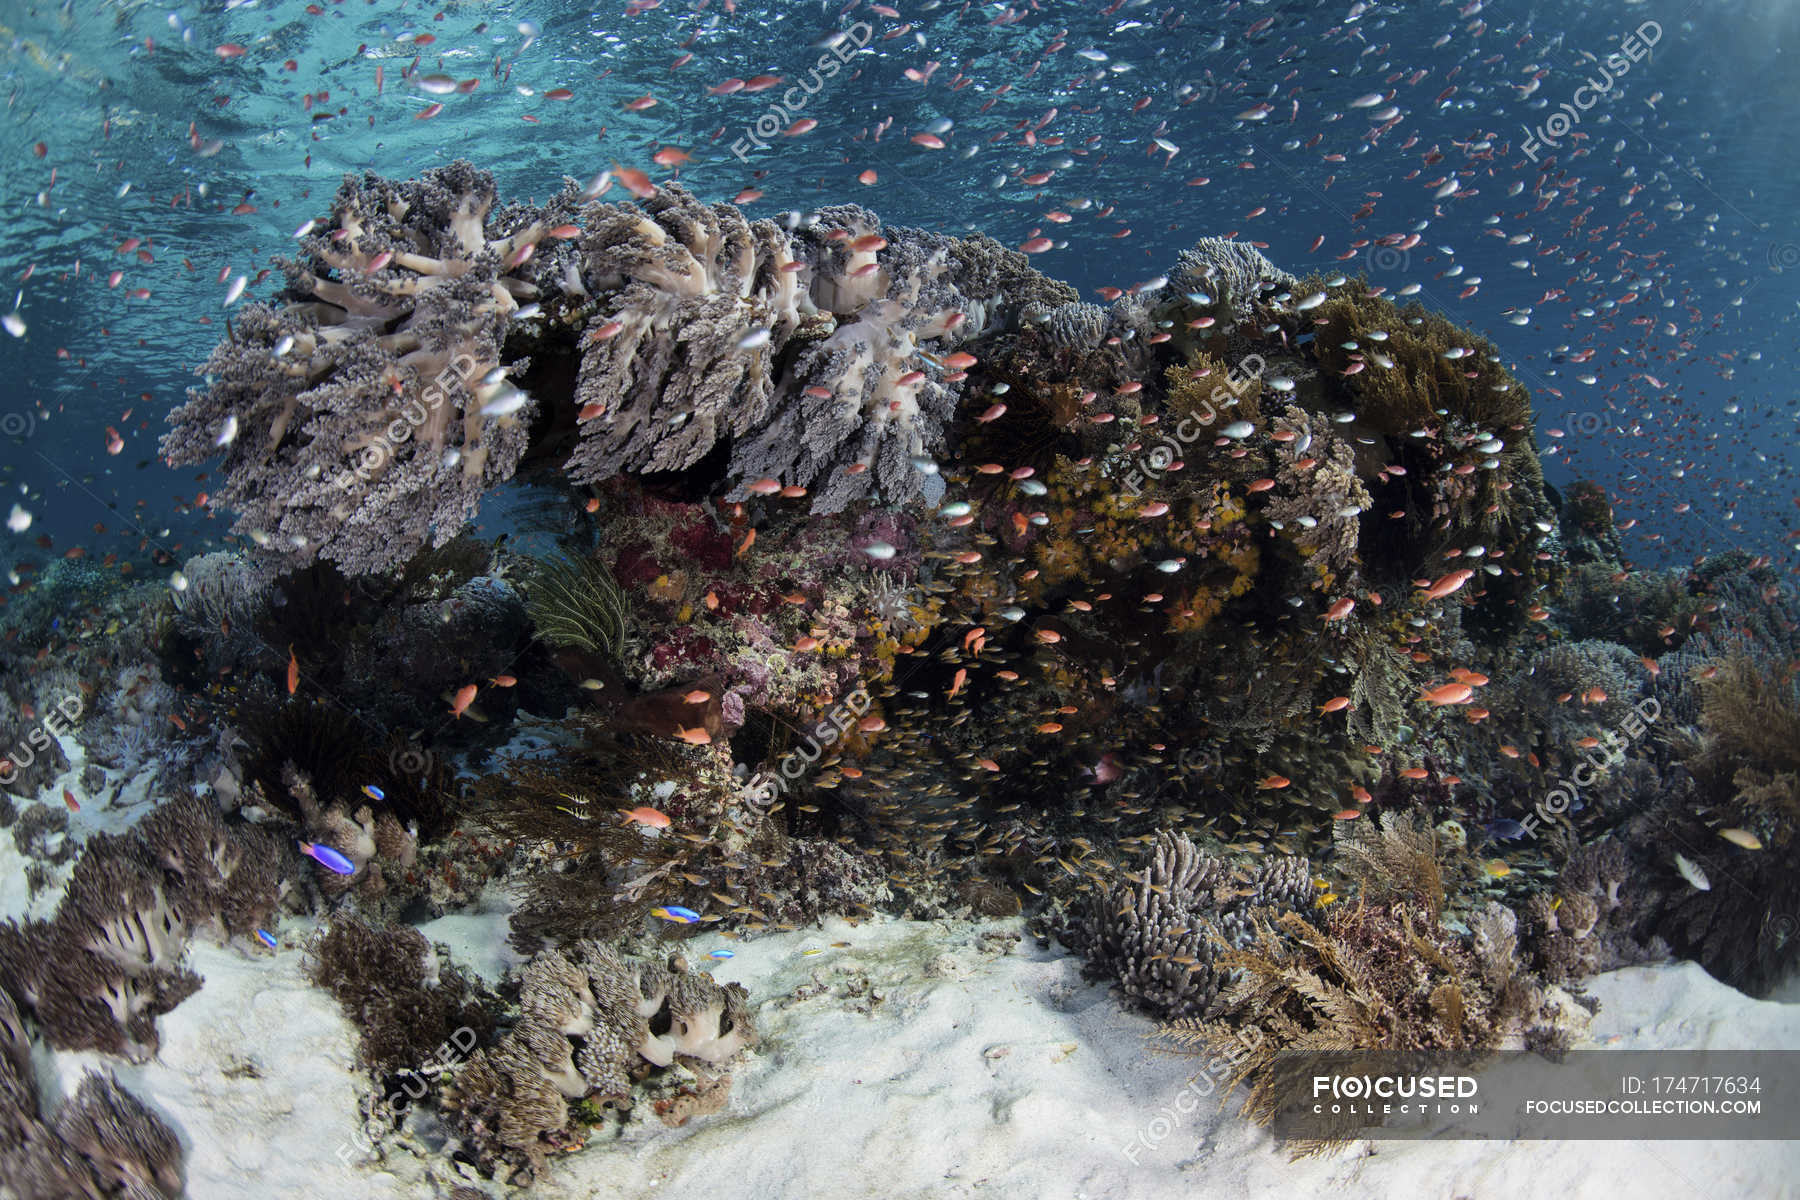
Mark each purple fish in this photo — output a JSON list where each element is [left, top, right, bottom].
[[300, 841, 357, 875]]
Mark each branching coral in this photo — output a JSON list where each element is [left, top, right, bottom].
[[1158, 891, 1579, 1155]]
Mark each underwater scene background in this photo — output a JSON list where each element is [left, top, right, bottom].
[[0, 1, 1797, 1197]]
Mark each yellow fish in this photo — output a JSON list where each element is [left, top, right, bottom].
[[1719, 828, 1762, 850], [1484, 860, 1511, 878]]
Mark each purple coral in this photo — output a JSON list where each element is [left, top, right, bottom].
[[563, 184, 809, 483], [174, 166, 1087, 575], [729, 215, 1071, 512], [567, 186, 1074, 512], [163, 161, 565, 574]]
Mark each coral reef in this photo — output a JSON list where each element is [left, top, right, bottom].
[[304, 915, 496, 1077], [441, 942, 756, 1184], [1159, 891, 1581, 1154], [476, 730, 885, 952], [0, 997, 186, 1200], [522, 554, 629, 660], [163, 161, 558, 574], [0, 793, 294, 1060], [1062, 831, 1313, 1019], [143, 167, 1800, 1150]]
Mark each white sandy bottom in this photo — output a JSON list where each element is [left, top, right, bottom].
[[29, 907, 1789, 1200]]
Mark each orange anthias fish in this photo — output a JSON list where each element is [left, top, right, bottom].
[[62, 787, 79, 813], [1419, 682, 1473, 706], [619, 806, 671, 829], [286, 645, 299, 695], [1422, 569, 1476, 600], [673, 725, 712, 745], [449, 683, 478, 718]]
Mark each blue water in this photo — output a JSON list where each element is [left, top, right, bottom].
[[2, 0, 1797, 573]]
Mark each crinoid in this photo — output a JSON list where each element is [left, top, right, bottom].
[[522, 554, 629, 659]]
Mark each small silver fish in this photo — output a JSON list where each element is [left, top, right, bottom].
[[1673, 853, 1711, 891], [479, 387, 530, 417]]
